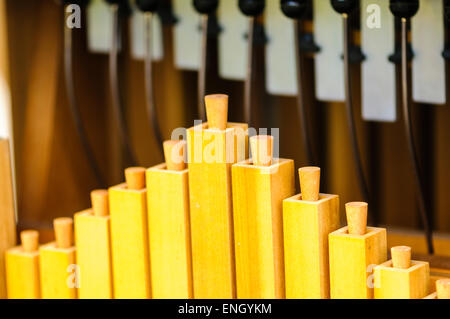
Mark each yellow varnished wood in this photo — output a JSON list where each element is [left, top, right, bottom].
[[187, 122, 248, 299], [283, 193, 340, 299], [329, 227, 387, 299], [109, 184, 150, 299], [6, 247, 40, 299], [74, 209, 112, 299], [424, 292, 437, 299], [0, 139, 16, 299], [146, 164, 192, 299], [232, 159, 295, 299], [39, 243, 76, 299], [387, 228, 450, 257], [425, 277, 450, 299], [374, 260, 430, 299]]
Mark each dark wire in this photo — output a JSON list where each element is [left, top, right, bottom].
[[198, 14, 208, 121], [144, 12, 164, 158], [293, 19, 315, 165], [244, 16, 255, 126], [63, 6, 105, 187], [342, 14, 371, 208], [109, 4, 137, 166], [400, 18, 434, 254]]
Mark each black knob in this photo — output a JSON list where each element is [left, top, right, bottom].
[[136, 0, 159, 12], [330, 0, 357, 14], [193, 0, 219, 14], [280, 0, 307, 19], [389, 0, 419, 19], [239, 0, 265, 17], [62, 0, 89, 5], [104, 0, 130, 15], [444, 0, 450, 22]]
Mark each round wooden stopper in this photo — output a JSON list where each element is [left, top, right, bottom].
[[163, 140, 186, 171], [91, 189, 109, 217], [53, 217, 73, 249], [205, 94, 228, 130], [299, 166, 320, 201], [125, 167, 146, 190], [20, 230, 39, 253], [391, 246, 411, 269], [250, 135, 273, 167], [436, 279, 450, 299], [346, 202, 368, 235]]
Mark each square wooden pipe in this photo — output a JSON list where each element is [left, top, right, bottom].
[[39, 218, 77, 299], [5, 230, 40, 299], [109, 167, 151, 299], [187, 94, 248, 298], [146, 157, 193, 299], [374, 246, 430, 299], [283, 167, 340, 299], [74, 189, 113, 299], [232, 157, 295, 298], [329, 202, 387, 299]]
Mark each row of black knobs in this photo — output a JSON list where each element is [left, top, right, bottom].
[[328, 0, 419, 18], [189, 0, 422, 22], [65, 1, 449, 23], [329, 0, 420, 19]]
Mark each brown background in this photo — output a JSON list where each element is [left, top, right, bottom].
[[5, 0, 450, 242]]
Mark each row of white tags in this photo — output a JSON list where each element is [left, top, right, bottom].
[[86, 0, 446, 122]]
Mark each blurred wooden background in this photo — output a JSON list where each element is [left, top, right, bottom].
[[4, 0, 450, 243]]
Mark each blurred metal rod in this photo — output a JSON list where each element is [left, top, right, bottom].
[[109, 4, 137, 166], [144, 12, 164, 157], [198, 14, 208, 121], [244, 16, 255, 126], [400, 17, 434, 254], [342, 13, 371, 207], [293, 19, 315, 165], [64, 5, 105, 186]]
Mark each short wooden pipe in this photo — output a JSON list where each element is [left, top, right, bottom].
[[391, 246, 412, 269], [91, 189, 109, 217], [205, 94, 228, 130], [250, 135, 274, 167], [20, 230, 39, 253], [163, 140, 187, 171], [299, 167, 320, 201], [125, 167, 146, 190], [53, 217, 73, 249], [345, 202, 368, 235], [436, 279, 450, 299]]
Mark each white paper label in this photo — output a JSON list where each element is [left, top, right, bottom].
[[264, 0, 297, 96], [172, 0, 201, 70], [86, 0, 114, 54], [129, 4, 164, 61], [313, 0, 345, 101], [217, 0, 247, 80], [412, 0, 446, 105], [361, 0, 397, 122]]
